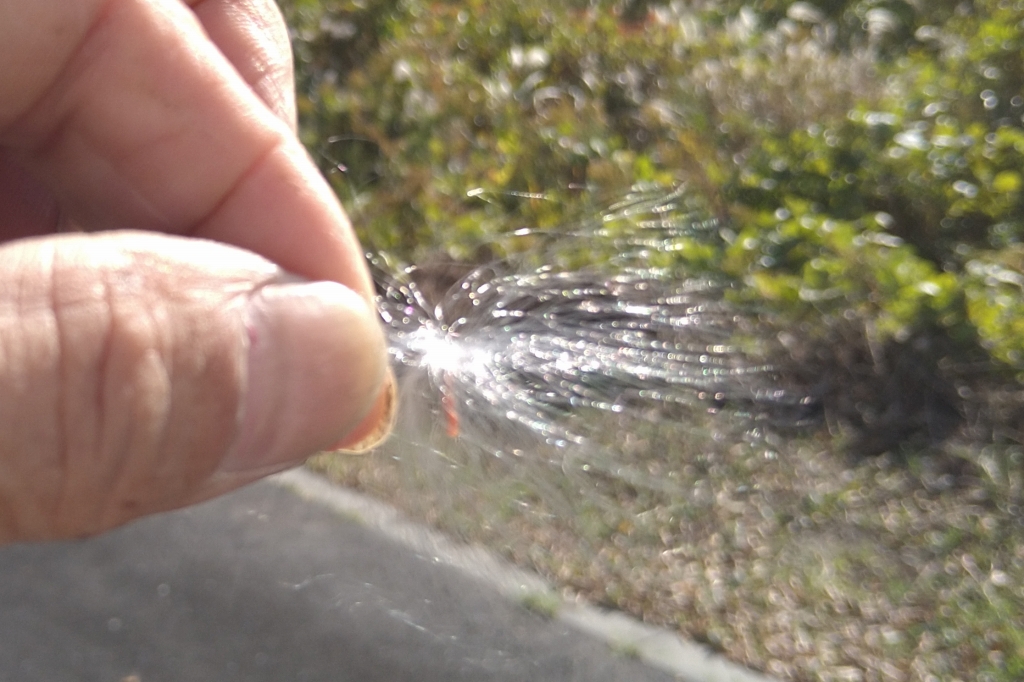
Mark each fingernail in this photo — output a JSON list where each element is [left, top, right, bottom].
[[333, 367, 397, 454], [220, 279, 387, 474]]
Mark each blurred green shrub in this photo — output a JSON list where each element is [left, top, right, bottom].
[[281, 0, 1024, 449]]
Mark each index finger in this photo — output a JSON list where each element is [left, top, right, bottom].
[[183, 0, 297, 128], [0, 0, 370, 297]]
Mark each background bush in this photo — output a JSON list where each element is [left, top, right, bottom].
[[282, 0, 1024, 453]]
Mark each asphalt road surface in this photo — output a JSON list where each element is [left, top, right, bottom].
[[0, 475, 679, 682]]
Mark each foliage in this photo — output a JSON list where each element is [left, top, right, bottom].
[[283, 0, 1024, 451], [719, 1, 1024, 363]]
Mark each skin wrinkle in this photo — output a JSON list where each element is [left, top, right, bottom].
[[94, 248, 250, 531], [74, 263, 121, 535], [0, 0, 170, 232], [113, 284, 245, 518], [27, 250, 60, 538], [180, 134, 280, 241], [0, 277, 17, 538], [48, 242, 76, 537], [0, 0, 116, 140], [45, 246, 172, 537], [0, 298, 18, 541], [139, 302, 181, 503], [0, 246, 62, 538], [148, 307, 175, 491], [92, 268, 114, 511], [5, 0, 286, 237], [40, 245, 91, 535], [95, 263, 171, 532], [116, 349, 173, 525], [186, 0, 296, 125]]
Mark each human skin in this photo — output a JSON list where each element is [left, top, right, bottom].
[[0, 0, 391, 542]]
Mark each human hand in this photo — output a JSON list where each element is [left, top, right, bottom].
[[0, 0, 391, 543]]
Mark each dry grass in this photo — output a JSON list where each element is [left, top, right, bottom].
[[311, 397, 1024, 682]]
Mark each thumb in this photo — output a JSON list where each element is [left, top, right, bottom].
[[0, 231, 386, 543]]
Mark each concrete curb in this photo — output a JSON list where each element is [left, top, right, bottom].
[[272, 467, 778, 682]]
